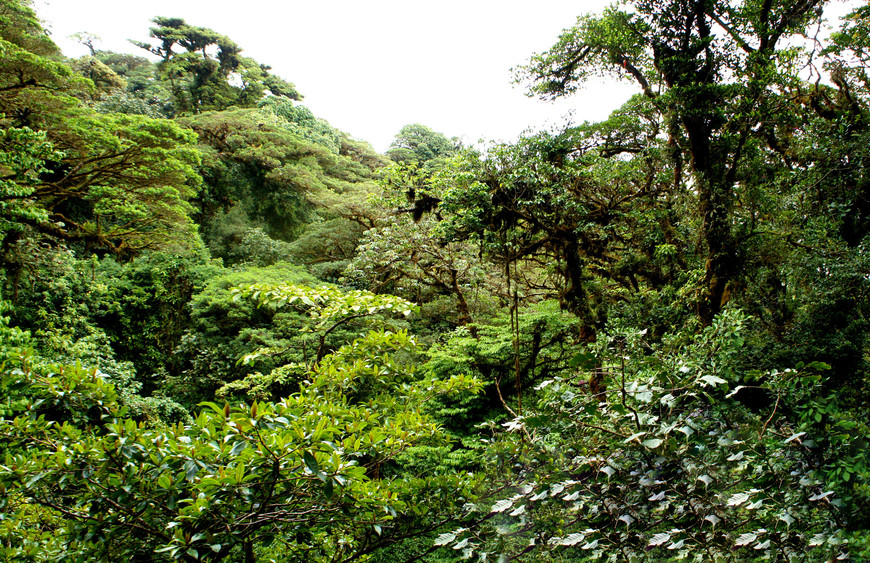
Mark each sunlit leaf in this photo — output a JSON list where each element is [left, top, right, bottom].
[[735, 532, 757, 546], [649, 532, 671, 546], [491, 499, 513, 513], [641, 438, 663, 448], [560, 533, 585, 546], [435, 533, 456, 546], [699, 375, 728, 386]]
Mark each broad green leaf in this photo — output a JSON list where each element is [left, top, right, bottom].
[[452, 538, 469, 550], [434, 533, 456, 546], [560, 533, 585, 546], [491, 499, 513, 513], [641, 438, 663, 448], [734, 532, 757, 546], [699, 375, 728, 386], [727, 492, 750, 506], [649, 532, 671, 546], [303, 451, 320, 474]]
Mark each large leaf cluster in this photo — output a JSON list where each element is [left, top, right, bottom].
[[436, 310, 855, 561], [0, 313, 482, 561]]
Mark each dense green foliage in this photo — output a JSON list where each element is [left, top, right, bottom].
[[386, 123, 457, 166], [2, 0, 870, 561], [131, 17, 301, 115]]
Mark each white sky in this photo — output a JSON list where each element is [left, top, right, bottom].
[[33, 0, 636, 152]]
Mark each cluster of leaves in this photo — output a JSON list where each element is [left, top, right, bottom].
[[0, 0, 207, 258], [232, 281, 417, 361], [386, 123, 458, 167], [436, 311, 854, 561], [0, 126, 58, 234], [87, 51, 175, 118], [0, 292, 483, 561], [131, 17, 301, 115], [180, 104, 386, 265], [436, 124, 684, 327]]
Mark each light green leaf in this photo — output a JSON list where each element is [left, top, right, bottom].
[[699, 375, 728, 386], [560, 533, 585, 546], [642, 438, 663, 448], [491, 499, 513, 513], [434, 533, 456, 546], [735, 532, 757, 546], [649, 532, 671, 546]]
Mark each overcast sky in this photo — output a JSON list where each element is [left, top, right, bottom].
[[32, 0, 636, 152]]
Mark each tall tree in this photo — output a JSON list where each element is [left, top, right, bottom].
[[0, 0, 201, 273], [133, 17, 301, 114], [518, 0, 828, 321], [386, 123, 457, 165]]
